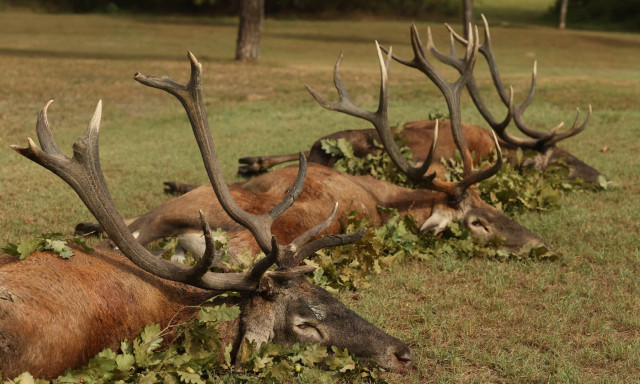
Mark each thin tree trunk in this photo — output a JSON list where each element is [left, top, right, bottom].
[[235, 0, 264, 61], [463, 0, 473, 37], [558, 0, 569, 29]]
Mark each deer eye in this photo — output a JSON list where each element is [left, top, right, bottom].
[[296, 321, 320, 331], [295, 321, 324, 340], [469, 218, 489, 232]]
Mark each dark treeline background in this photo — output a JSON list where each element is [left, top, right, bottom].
[[3, 0, 461, 18], [2, 0, 639, 30], [552, 0, 640, 31]]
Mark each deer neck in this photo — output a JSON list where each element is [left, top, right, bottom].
[[351, 175, 442, 224]]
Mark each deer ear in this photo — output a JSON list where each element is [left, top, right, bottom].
[[236, 294, 277, 364]]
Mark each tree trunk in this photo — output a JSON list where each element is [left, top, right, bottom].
[[463, 0, 473, 37], [235, 0, 264, 61], [558, 0, 569, 29]]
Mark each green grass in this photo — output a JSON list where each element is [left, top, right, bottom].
[[1, 9, 640, 383]]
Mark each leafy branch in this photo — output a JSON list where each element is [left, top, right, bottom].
[[2, 233, 93, 260], [308, 208, 558, 291]]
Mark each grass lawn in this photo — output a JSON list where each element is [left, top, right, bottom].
[[1, 6, 639, 383]]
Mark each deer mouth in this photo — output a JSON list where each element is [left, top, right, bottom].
[[391, 348, 414, 373]]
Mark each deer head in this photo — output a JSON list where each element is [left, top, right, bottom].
[[306, 26, 547, 252], [10, 53, 413, 376]]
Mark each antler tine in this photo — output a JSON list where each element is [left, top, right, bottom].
[[406, 23, 478, 97], [455, 130, 503, 194], [280, 202, 368, 268], [192, 210, 224, 276], [134, 52, 305, 256], [511, 62, 592, 147], [446, 15, 509, 102], [476, 14, 511, 107], [489, 85, 543, 148], [511, 60, 547, 139], [438, 16, 512, 131], [291, 202, 340, 249], [306, 43, 435, 183], [12, 101, 268, 291], [544, 105, 592, 147], [293, 229, 368, 267]]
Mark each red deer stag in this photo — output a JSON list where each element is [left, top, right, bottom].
[[75, 30, 546, 258], [5, 54, 414, 378], [236, 16, 602, 186]]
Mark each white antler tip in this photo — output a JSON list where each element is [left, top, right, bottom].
[[187, 51, 202, 71], [88, 100, 103, 134], [26, 137, 38, 150], [490, 130, 503, 156], [433, 119, 439, 142], [39, 100, 54, 121]]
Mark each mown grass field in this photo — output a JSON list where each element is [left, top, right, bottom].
[[1, 3, 639, 382]]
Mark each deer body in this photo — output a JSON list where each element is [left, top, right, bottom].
[[123, 162, 543, 259], [0, 246, 411, 378], [128, 163, 432, 254], [0, 248, 210, 378], [239, 119, 604, 185]]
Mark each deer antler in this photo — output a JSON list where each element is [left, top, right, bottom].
[[508, 61, 592, 148], [308, 25, 502, 206], [392, 24, 504, 200], [14, 53, 365, 291], [306, 46, 437, 183], [133, 53, 306, 256], [440, 14, 591, 149], [134, 52, 366, 272], [12, 100, 257, 290]]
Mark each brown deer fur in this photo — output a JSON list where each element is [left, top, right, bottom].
[[124, 162, 545, 258], [0, 244, 413, 378], [239, 119, 604, 185]]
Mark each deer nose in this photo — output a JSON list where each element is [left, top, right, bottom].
[[392, 346, 414, 372]]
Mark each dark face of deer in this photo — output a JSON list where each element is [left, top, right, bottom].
[[520, 146, 605, 185], [420, 189, 547, 252], [241, 274, 413, 373]]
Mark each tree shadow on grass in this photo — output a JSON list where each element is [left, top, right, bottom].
[[0, 47, 233, 63]]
